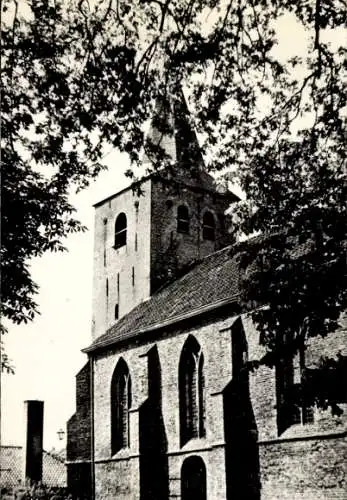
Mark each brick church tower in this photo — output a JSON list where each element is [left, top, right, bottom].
[[91, 91, 239, 340], [68, 88, 347, 500]]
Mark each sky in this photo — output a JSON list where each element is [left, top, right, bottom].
[[1, 150, 131, 452], [2, 12, 341, 453]]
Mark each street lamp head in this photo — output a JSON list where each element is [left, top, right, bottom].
[[57, 428, 65, 441]]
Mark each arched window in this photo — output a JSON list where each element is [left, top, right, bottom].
[[177, 205, 189, 234], [202, 211, 215, 241], [111, 358, 131, 454], [198, 354, 205, 437], [179, 336, 206, 446], [181, 456, 207, 500], [114, 213, 127, 248]]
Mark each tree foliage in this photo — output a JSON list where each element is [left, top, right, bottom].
[[1, 0, 346, 380]]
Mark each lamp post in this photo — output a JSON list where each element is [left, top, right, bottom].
[[57, 428, 65, 441]]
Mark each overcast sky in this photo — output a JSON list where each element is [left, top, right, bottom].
[[1, 150, 131, 451]]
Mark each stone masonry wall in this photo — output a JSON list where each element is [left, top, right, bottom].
[[93, 310, 239, 500], [150, 178, 232, 293], [67, 362, 91, 462], [67, 362, 92, 499], [92, 180, 152, 340], [244, 314, 347, 500], [91, 310, 347, 499], [260, 436, 347, 500]]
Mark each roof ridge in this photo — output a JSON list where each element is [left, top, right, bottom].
[[152, 248, 224, 294], [84, 293, 239, 353], [197, 242, 234, 262], [85, 241, 243, 353], [43, 449, 66, 463]]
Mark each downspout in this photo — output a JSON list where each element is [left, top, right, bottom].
[[90, 355, 95, 500]]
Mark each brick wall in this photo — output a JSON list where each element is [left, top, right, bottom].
[[67, 362, 91, 463], [259, 436, 347, 500], [67, 463, 92, 499], [67, 362, 92, 498], [92, 180, 152, 340], [89, 309, 347, 499], [92, 173, 235, 341], [92, 310, 237, 499], [244, 314, 347, 499], [94, 458, 140, 500], [150, 176, 233, 293]]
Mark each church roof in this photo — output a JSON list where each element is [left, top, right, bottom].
[[84, 230, 323, 354], [84, 244, 241, 354]]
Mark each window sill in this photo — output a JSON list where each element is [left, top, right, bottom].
[[110, 447, 131, 460], [259, 427, 347, 445], [180, 436, 207, 452], [278, 419, 347, 442]]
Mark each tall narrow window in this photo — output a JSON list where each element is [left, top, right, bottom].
[[132, 267, 135, 287], [198, 354, 206, 437], [202, 211, 215, 241], [135, 232, 138, 252], [103, 218, 107, 266], [179, 336, 206, 446], [106, 278, 109, 297], [114, 213, 127, 248], [115, 303, 119, 320], [276, 344, 314, 435], [134, 200, 139, 223], [177, 205, 189, 234], [111, 358, 132, 454]]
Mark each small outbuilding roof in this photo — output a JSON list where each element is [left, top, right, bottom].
[[0, 446, 66, 488]]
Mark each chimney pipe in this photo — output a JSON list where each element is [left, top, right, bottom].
[[22, 400, 44, 484]]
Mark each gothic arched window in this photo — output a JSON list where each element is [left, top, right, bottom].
[[177, 205, 190, 234], [111, 358, 132, 454], [179, 336, 206, 446], [114, 213, 127, 248], [202, 211, 215, 241]]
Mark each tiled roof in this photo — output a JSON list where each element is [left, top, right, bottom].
[[0, 446, 66, 488], [85, 244, 241, 353]]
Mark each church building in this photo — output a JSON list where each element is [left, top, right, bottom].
[[66, 92, 347, 500]]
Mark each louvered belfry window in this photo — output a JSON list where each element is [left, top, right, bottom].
[[179, 336, 206, 446], [111, 358, 132, 454], [202, 211, 215, 241], [177, 205, 190, 234]]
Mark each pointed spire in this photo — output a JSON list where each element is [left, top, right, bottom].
[[141, 86, 239, 200], [173, 88, 205, 169], [142, 88, 204, 172], [143, 93, 176, 165]]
